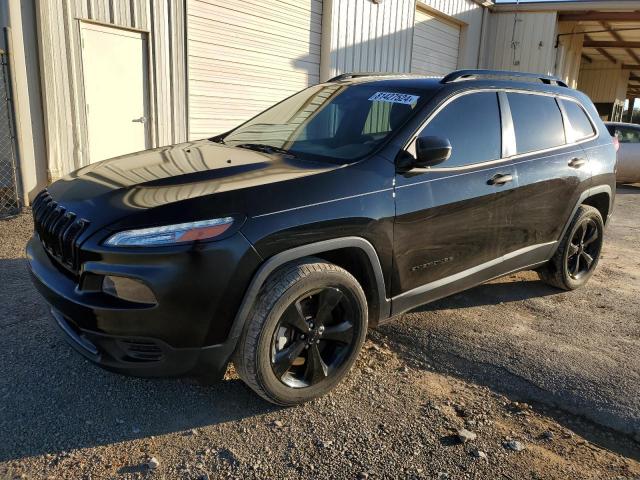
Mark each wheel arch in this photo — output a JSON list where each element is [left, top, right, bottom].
[[226, 237, 390, 349], [582, 191, 611, 223], [559, 185, 612, 242]]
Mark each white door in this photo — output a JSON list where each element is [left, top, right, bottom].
[[80, 23, 150, 163], [187, 0, 322, 139], [411, 9, 461, 76]]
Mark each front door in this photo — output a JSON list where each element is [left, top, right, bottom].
[[80, 23, 149, 163], [392, 91, 519, 314]]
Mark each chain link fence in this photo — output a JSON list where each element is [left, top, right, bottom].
[[0, 49, 20, 218]]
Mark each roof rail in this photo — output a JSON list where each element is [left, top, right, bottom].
[[441, 69, 569, 88], [327, 72, 408, 82]]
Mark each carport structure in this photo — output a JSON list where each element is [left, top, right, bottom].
[[494, 1, 640, 122], [568, 9, 640, 121]]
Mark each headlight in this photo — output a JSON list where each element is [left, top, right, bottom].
[[104, 217, 234, 247]]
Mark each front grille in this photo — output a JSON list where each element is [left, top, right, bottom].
[[32, 189, 89, 274]]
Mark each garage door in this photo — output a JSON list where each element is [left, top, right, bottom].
[[411, 8, 460, 76], [187, 0, 322, 139]]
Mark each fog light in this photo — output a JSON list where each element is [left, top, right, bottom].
[[102, 275, 157, 304]]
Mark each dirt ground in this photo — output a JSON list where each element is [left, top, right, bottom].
[[0, 186, 639, 480]]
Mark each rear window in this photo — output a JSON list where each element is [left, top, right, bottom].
[[562, 100, 595, 141], [507, 93, 566, 154]]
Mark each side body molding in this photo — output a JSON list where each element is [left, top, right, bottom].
[[225, 236, 391, 346]]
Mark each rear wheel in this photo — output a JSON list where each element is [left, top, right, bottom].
[[538, 205, 604, 290], [233, 259, 367, 405]]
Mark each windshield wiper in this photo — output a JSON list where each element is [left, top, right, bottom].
[[209, 134, 226, 145], [235, 143, 296, 157]]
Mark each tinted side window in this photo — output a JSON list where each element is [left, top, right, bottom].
[[421, 92, 501, 167], [507, 93, 566, 154], [605, 124, 616, 136], [562, 100, 595, 140]]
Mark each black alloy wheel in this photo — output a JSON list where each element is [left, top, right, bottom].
[[565, 217, 601, 280], [233, 259, 368, 405], [271, 287, 357, 388], [537, 205, 604, 291]]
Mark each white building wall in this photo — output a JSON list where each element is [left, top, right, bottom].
[[320, 0, 415, 81], [187, 0, 322, 138], [555, 22, 584, 89], [482, 12, 558, 75], [578, 61, 630, 104], [36, 0, 187, 179], [418, 0, 486, 69], [412, 7, 462, 76]]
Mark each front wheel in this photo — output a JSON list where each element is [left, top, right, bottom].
[[233, 259, 368, 405], [538, 205, 604, 290]]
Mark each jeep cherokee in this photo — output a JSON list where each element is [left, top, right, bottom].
[[27, 70, 616, 405]]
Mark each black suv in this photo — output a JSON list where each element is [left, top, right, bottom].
[[27, 70, 616, 405]]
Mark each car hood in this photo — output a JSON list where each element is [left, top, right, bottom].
[[46, 140, 337, 231]]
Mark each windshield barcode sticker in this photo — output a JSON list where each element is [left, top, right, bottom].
[[369, 92, 419, 105]]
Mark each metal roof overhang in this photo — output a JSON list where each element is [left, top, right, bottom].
[[494, 1, 640, 100], [492, 1, 640, 13]]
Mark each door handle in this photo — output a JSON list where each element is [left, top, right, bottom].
[[132, 116, 147, 123], [568, 157, 586, 168], [488, 173, 513, 186]]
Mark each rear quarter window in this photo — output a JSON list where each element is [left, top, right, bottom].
[[507, 93, 566, 154], [562, 100, 595, 141]]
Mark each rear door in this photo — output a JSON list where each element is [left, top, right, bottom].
[[393, 91, 519, 312], [503, 93, 594, 261]]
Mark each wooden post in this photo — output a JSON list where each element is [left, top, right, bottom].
[[628, 97, 636, 123]]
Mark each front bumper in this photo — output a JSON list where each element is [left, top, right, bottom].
[[46, 306, 235, 377], [27, 233, 261, 378]]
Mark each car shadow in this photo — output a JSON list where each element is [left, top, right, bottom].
[[616, 184, 640, 194], [0, 258, 279, 463]]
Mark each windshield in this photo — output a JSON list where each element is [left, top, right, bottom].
[[220, 83, 428, 164]]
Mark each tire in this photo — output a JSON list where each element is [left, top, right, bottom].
[[233, 258, 368, 406], [537, 205, 604, 290]]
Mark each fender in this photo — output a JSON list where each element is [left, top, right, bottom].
[[558, 184, 613, 242], [222, 236, 391, 350]]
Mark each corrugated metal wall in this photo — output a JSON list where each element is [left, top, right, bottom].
[[482, 12, 558, 76], [36, 0, 187, 179], [187, 0, 322, 139], [320, 0, 415, 81], [418, 0, 484, 69], [412, 8, 461, 76], [578, 62, 630, 103], [555, 22, 583, 89]]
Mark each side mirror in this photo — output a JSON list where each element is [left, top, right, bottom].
[[414, 136, 452, 168]]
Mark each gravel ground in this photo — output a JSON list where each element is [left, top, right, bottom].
[[378, 184, 640, 437], [1, 186, 639, 479]]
